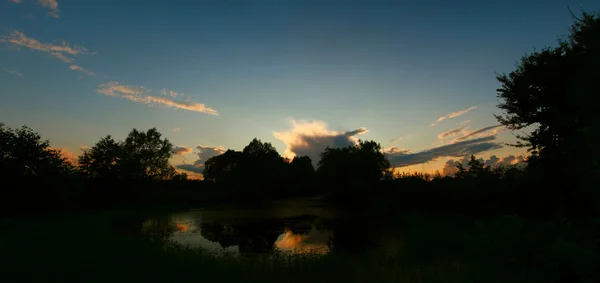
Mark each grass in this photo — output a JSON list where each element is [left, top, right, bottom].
[[0, 210, 598, 283]]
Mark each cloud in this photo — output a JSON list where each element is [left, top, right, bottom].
[[437, 125, 468, 140], [175, 145, 226, 175], [383, 146, 410, 155], [51, 147, 78, 165], [431, 106, 476, 126], [273, 119, 368, 167], [69, 65, 95, 76], [0, 30, 95, 64], [9, 0, 23, 3], [38, 0, 60, 18], [386, 136, 503, 167], [3, 69, 23, 77], [96, 81, 219, 115], [441, 154, 527, 176], [391, 135, 411, 144], [172, 146, 192, 156], [175, 164, 203, 174], [455, 124, 505, 142], [160, 88, 179, 98], [172, 127, 180, 132]]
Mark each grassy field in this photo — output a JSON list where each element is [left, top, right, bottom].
[[0, 211, 598, 283]]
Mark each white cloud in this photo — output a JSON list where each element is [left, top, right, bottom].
[[273, 119, 368, 167], [172, 127, 181, 132], [96, 81, 219, 115], [431, 106, 477, 126], [69, 65, 95, 76], [0, 30, 95, 64], [38, 0, 60, 18], [3, 69, 23, 77]]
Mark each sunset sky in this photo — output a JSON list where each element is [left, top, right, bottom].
[[2, 0, 598, 178]]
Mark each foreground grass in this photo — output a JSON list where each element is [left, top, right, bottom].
[[0, 211, 598, 283]]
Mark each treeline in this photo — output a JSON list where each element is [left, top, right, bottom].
[[2, 10, 599, 219]]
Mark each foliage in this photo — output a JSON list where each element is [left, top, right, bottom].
[[317, 140, 390, 188], [0, 123, 73, 179], [79, 128, 176, 181], [495, 11, 600, 176]]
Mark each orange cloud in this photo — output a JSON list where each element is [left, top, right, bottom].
[[275, 230, 328, 255], [454, 124, 505, 142], [172, 146, 192, 156], [160, 88, 179, 98], [69, 65, 95, 76], [97, 82, 219, 115], [431, 106, 476, 126], [0, 31, 95, 63], [51, 147, 79, 165]]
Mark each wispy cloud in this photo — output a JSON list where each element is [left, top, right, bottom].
[[273, 119, 368, 167], [383, 146, 410, 155], [431, 106, 477, 126], [172, 127, 181, 132], [69, 65, 95, 76], [455, 124, 505, 142], [3, 69, 23, 77], [38, 0, 60, 18], [9, 0, 23, 4], [386, 136, 503, 167], [96, 82, 219, 115], [391, 135, 411, 144], [160, 88, 179, 98], [0, 30, 95, 64], [172, 146, 192, 156], [437, 125, 468, 140]]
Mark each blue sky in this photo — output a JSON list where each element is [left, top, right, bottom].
[[1, 0, 598, 177]]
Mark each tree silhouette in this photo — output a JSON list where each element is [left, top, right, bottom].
[[121, 128, 175, 180], [239, 138, 287, 189], [317, 140, 390, 195], [495, 11, 600, 177], [79, 135, 121, 180], [0, 123, 73, 179], [203, 149, 243, 183], [79, 128, 176, 181]]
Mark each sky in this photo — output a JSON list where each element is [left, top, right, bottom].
[[1, 0, 598, 179]]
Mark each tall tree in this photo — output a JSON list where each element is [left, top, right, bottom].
[[78, 135, 122, 180], [121, 128, 175, 180], [495, 11, 600, 175]]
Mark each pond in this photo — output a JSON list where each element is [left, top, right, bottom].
[[136, 198, 404, 256]]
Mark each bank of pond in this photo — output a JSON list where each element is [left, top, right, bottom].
[[1, 198, 599, 283]]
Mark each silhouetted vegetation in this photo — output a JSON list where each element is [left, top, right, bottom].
[[1, 9, 599, 283]]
